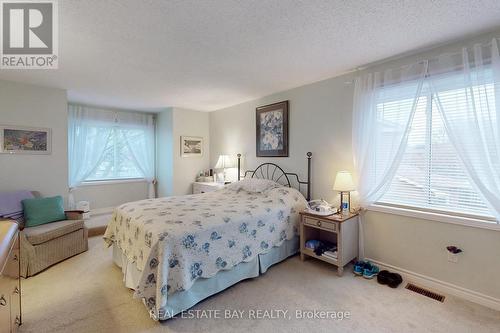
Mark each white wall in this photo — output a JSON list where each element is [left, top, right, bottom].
[[209, 30, 500, 300], [0, 80, 151, 210], [364, 211, 500, 300], [156, 108, 174, 198], [172, 108, 210, 195], [210, 75, 353, 205], [0, 80, 209, 209], [0, 80, 68, 200], [73, 182, 149, 210]]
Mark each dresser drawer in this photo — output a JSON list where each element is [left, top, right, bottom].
[[3, 247, 19, 279], [0, 221, 20, 332], [303, 217, 337, 232], [0, 289, 9, 332], [10, 281, 21, 331]]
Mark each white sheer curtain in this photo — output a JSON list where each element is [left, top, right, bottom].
[[120, 112, 156, 199], [353, 61, 428, 206], [428, 39, 500, 220], [68, 105, 114, 208], [352, 61, 428, 258], [68, 104, 156, 208]]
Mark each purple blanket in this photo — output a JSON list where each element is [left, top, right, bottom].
[[0, 190, 34, 218]]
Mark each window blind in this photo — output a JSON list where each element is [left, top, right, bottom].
[[377, 77, 496, 220]]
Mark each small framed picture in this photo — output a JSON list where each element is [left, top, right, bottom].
[[256, 100, 289, 157], [0, 125, 52, 154], [181, 136, 203, 157]]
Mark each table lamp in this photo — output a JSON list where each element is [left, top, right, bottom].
[[333, 171, 355, 214], [214, 155, 237, 183]]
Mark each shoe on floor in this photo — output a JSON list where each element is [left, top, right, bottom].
[[363, 263, 380, 279], [377, 270, 391, 285], [376, 269, 403, 288], [386, 272, 403, 288], [353, 260, 369, 276]]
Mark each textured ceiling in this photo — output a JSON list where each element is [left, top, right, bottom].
[[1, 0, 500, 111]]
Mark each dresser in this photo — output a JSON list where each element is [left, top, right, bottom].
[[0, 220, 21, 333], [299, 211, 359, 276], [192, 182, 225, 194]]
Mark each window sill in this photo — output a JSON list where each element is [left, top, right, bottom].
[[81, 178, 147, 186], [367, 204, 500, 231]]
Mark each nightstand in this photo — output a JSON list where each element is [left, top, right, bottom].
[[192, 182, 225, 194], [299, 211, 359, 276]]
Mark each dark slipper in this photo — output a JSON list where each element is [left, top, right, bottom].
[[387, 273, 403, 288], [377, 270, 391, 285]]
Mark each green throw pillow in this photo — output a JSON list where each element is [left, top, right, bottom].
[[22, 196, 66, 227]]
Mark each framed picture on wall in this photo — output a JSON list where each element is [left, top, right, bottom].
[[181, 136, 203, 157], [256, 100, 289, 157], [0, 125, 52, 154]]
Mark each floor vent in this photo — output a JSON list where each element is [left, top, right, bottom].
[[405, 283, 445, 303]]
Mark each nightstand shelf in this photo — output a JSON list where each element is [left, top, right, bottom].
[[299, 211, 359, 276], [301, 247, 339, 266]]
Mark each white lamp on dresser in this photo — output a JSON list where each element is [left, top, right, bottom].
[[214, 154, 237, 184]]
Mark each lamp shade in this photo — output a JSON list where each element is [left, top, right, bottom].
[[333, 171, 355, 192], [214, 155, 237, 169]]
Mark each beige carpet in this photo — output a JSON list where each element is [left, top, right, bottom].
[[84, 213, 112, 237], [20, 236, 500, 333]]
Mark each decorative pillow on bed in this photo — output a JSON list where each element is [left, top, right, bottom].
[[226, 178, 282, 193]]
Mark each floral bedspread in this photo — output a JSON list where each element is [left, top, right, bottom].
[[103, 186, 306, 320]]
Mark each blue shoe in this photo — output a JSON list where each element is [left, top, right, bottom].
[[363, 263, 380, 279], [353, 260, 368, 276]]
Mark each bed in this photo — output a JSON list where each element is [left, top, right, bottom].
[[103, 153, 312, 320]]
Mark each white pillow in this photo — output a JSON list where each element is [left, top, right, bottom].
[[226, 178, 281, 193]]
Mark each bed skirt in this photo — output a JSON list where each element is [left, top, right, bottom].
[[112, 236, 299, 319]]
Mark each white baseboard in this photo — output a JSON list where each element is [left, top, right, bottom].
[[91, 207, 114, 216], [366, 258, 500, 312]]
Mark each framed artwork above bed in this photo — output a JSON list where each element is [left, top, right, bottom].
[[0, 125, 52, 154], [256, 100, 289, 157]]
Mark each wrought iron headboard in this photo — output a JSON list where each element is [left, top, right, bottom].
[[236, 152, 312, 201]]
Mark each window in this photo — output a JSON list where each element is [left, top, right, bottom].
[[68, 105, 155, 187], [85, 128, 143, 181], [377, 77, 496, 220]]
